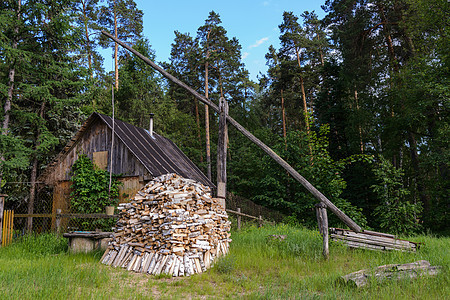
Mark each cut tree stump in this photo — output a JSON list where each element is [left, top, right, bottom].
[[340, 260, 441, 288]]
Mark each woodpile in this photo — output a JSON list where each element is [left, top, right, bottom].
[[100, 173, 231, 276], [330, 228, 418, 252]]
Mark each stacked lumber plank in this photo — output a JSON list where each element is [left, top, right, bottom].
[[100, 173, 231, 276], [330, 228, 418, 252]]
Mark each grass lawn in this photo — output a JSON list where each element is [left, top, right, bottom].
[[0, 225, 448, 299]]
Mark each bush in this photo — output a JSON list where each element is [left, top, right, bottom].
[[371, 156, 422, 235], [70, 154, 122, 230]]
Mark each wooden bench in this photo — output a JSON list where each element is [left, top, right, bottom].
[[63, 231, 112, 253]]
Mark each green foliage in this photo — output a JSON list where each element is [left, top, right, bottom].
[[282, 215, 301, 228], [0, 134, 30, 182], [230, 124, 367, 229], [70, 154, 121, 230], [371, 156, 423, 235]]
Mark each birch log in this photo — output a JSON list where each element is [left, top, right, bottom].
[[340, 260, 441, 287]]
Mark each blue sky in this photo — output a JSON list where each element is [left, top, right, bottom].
[[102, 0, 326, 81]]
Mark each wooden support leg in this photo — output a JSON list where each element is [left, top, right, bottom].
[[315, 203, 329, 259], [315, 203, 324, 234], [321, 206, 329, 260]]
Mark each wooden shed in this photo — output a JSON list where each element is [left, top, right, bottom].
[[38, 112, 213, 218]]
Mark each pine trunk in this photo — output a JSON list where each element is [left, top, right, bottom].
[[295, 48, 313, 157], [194, 98, 203, 163], [2, 0, 20, 134], [27, 101, 45, 233], [204, 31, 212, 180], [82, 0, 93, 78], [205, 60, 211, 180], [1, 0, 21, 186], [281, 89, 287, 149], [354, 90, 364, 153]]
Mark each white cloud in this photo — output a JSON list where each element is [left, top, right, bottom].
[[249, 37, 269, 49], [242, 52, 249, 59]]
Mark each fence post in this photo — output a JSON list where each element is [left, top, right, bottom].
[[56, 209, 62, 235], [0, 195, 5, 246], [237, 207, 241, 231], [258, 215, 263, 228]]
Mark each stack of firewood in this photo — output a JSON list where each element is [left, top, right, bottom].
[[100, 173, 231, 276]]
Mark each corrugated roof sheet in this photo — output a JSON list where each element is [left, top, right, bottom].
[[97, 113, 213, 187], [39, 112, 214, 187]]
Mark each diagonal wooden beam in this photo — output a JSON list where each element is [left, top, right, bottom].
[[101, 31, 362, 232]]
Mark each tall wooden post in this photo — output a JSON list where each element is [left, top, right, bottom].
[[216, 97, 228, 209], [0, 195, 6, 246], [315, 203, 329, 259], [321, 207, 329, 259]]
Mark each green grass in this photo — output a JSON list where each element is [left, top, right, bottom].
[[0, 226, 448, 299]]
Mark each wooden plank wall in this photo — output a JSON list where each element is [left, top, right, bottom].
[[118, 177, 142, 202], [51, 177, 144, 217], [48, 119, 151, 183], [51, 181, 71, 230]]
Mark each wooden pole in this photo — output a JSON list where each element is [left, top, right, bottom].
[[2, 211, 6, 246], [101, 31, 362, 233], [258, 215, 263, 228], [315, 203, 329, 259], [216, 97, 228, 209], [10, 210, 13, 244], [56, 209, 62, 235], [321, 206, 329, 259], [0, 194, 5, 246], [315, 203, 323, 235]]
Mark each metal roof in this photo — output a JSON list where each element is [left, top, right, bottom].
[[39, 112, 214, 187]]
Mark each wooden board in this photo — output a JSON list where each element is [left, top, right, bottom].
[[93, 151, 108, 170], [118, 177, 142, 202], [51, 181, 71, 230]]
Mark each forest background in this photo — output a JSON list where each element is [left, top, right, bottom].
[[0, 0, 448, 235]]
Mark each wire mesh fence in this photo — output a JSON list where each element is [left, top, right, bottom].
[[1, 182, 285, 240], [2, 183, 53, 236], [57, 215, 117, 233], [1, 183, 119, 239]]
